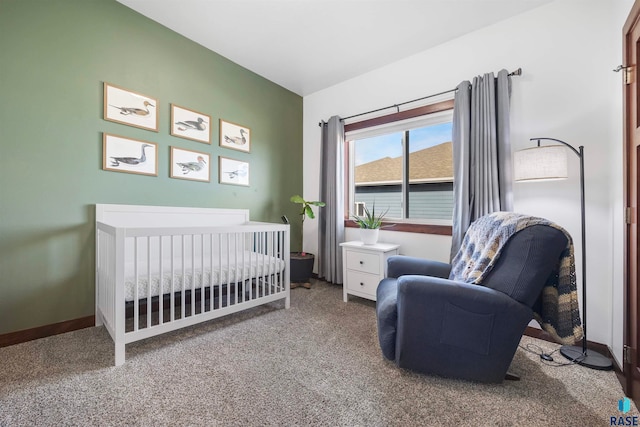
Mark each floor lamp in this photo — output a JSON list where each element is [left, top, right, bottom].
[[514, 137, 613, 370]]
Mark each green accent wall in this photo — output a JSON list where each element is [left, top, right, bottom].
[[0, 0, 303, 335]]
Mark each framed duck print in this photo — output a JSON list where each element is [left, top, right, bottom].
[[219, 156, 249, 186], [103, 82, 158, 132], [170, 146, 210, 182], [219, 119, 250, 153], [170, 104, 211, 144], [102, 133, 158, 176]]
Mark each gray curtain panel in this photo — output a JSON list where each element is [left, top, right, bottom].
[[318, 116, 345, 284], [450, 69, 513, 260]]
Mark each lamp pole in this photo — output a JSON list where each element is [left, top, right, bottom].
[[529, 137, 611, 370]]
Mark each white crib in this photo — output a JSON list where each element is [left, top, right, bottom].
[[95, 204, 290, 366]]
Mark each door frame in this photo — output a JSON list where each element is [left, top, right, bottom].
[[623, 0, 640, 402]]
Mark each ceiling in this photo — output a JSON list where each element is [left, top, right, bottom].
[[117, 0, 552, 96]]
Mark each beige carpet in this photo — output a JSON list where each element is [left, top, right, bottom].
[[0, 280, 635, 426]]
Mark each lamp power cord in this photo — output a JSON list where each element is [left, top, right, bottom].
[[518, 343, 584, 367]]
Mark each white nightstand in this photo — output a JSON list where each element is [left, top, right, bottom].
[[340, 241, 400, 302]]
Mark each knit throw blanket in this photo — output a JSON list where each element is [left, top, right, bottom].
[[450, 212, 583, 345]]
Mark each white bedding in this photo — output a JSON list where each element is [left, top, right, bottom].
[[124, 250, 285, 302]]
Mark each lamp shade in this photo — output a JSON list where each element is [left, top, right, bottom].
[[514, 145, 568, 181]]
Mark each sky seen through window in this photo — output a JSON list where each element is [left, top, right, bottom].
[[354, 122, 453, 166]]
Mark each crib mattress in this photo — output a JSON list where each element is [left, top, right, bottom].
[[124, 250, 285, 302]]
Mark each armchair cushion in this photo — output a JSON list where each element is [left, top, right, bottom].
[[386, 255, 451, 279], [376, 278, 399, 361], [482, 225, 567, 306]]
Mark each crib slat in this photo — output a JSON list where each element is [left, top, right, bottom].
[[262, 232, 266, 296], [134, 237, 139, 332], [191, 234, 195, 317], [201, 234, 205, 315], [232, 233, 236, 304], [274, 231, 278, 292], [147, 236, 151, 329], [209, 234, 215, 311], [255, 233, 260, 297], [273, 231, 277, 292], [266, 232, 270, 295], [269, 231, 277, 293], [159, 236, 164, 325], [278, 231, 285, 291], [171, 236, 175, 322], [218, 234, 222, 310], [248, 235, 253, 301], [181, 235, 186, 320], [262, 232, 267, 296], [241, 233, 246, 303], [267, 232, 271, 295], [271, 231, 275, 294], [262, 232, 267, 297], [234, 233, 239, 305], [271, 231, 276, 293], [226, 234, 231, 307], [254, 233, 259, 297]]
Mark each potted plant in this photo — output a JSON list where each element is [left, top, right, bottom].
[[289, 195, 325, 288], [351, 204, 389, 245]]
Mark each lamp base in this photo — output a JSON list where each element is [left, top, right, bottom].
[[560, 345, 613, 370]]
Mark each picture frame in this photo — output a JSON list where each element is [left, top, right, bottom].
[[219, 119, 251, 153], [219, 156, 249, 186], [103, 82, 158, 132], [170, 146, 211, 182], [170, 104, 211, 144], [102, 133, 158, 176]]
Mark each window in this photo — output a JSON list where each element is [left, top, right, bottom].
[[345, 100, 454, 231], [354, 201, 366, 216]]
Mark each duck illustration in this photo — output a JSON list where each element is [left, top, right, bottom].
[[224, 164, 248, 180], [110, 144, 151, 167], [176, 117, 207, 132], [177, 156, 207, 174], [109, 100, 155, 116], [224, 128, 248, 145]]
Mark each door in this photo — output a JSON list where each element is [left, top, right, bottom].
[[624, 0, 640, 406]]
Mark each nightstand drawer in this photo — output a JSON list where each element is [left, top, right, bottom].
[[340, 241, 400, 303], [345, 270, 380, 297], [345, 251, 380, 275]]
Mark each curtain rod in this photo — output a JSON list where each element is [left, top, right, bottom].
[[318, 67, 522, 127]]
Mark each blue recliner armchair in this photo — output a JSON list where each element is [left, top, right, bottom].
[[376, 223, 568, 383]]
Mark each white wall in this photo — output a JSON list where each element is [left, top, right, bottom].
[[304, 0, 633, 365]]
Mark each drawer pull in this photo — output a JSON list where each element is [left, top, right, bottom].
[[359, 261, 364, 265], [360, 282, 364, 286]]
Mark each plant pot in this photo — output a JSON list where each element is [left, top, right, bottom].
[[290, 252, 315, 283], [360, 228, 379, 245]]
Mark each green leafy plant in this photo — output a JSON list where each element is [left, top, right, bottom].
[[351, 204, 389, 229], [290, 195, 325, 222], [290, 195, 325, 257]]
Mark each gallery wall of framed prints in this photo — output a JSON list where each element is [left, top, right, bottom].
[[101, 82, 253, 187]]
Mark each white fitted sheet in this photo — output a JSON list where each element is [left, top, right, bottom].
[[124, 250, 285, 302]]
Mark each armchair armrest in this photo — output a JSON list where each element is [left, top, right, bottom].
[[394, 275, 533, 383], [387, 255, 451, 279]]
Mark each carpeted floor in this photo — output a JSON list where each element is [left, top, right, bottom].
[[0, 279, 636, 426]]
